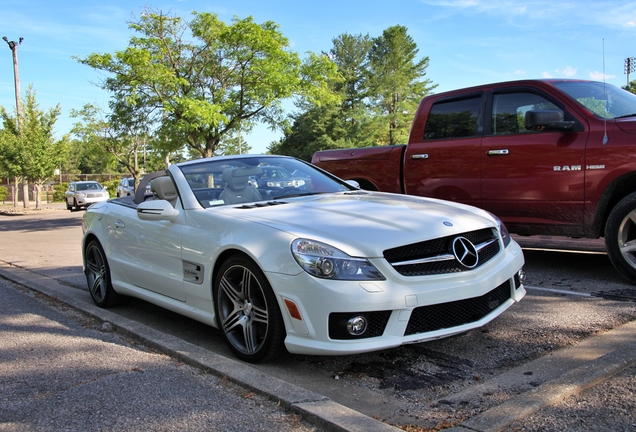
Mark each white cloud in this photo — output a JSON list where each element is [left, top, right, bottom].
[[542, 71, 554, 78], [508, 69, 526, 76], [589, 71, 616, 80], [625, 21, 636, 27], [556, 66, 578, 77]]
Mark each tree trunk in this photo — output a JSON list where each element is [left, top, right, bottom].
[[12, 176, 18, 207], [35, 184, 42, 209], [21, 178, 29, 208]]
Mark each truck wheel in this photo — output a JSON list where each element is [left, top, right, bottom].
[[605, 192, 636, 284]]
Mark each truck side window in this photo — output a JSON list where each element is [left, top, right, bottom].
[[424, 96, 481, 140], [492, 92, 561, 135]]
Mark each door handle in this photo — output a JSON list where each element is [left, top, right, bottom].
[[114, 220, 125, 229], [487, 149, 509, 156], [411, 154, 429, 160]]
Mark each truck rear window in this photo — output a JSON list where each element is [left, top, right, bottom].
[[424, 96, 481, 140]]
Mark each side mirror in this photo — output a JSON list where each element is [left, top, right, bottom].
[[345, 179, 361, 189], [525, 110, 577, 132], [137, 200, 179, 222]]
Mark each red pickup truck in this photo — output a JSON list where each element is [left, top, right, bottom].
[[312, 79, 636, 283]]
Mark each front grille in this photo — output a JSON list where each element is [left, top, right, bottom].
[[329, 311, 391, 340], [383, 228, 500, 276], [404, 281, 512, 336]]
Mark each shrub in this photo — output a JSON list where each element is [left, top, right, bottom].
[[103, 179, 120, 198], [53, 183, 69, 202]]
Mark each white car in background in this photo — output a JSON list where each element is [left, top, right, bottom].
[[81, 155, 525, 363]]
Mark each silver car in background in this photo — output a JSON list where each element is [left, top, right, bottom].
[[117, 178, 135, 197], [65, 181, 109, 211]]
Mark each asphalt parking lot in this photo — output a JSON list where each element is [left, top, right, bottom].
[[1, 204, 635, 431]]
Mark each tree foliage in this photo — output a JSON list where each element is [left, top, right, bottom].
[[270, 26, 436, 160], [71, 103, 164, 186], [0, 86, 69, 208], [367, 25, 436, 144], [77, 9, 339, 159]]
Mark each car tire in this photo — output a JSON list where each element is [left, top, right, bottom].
[[72, 199, 79, 212], [84, 240, 123, 307], [605, 192, 636, 284], [214, 255, 286, 363], [66, 199, 72, 211]]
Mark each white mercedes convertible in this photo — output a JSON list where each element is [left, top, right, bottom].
[[82, 155, 526, 363]]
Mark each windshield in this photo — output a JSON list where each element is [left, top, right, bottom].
[[76, 182, 102, 191], [178, 156, 353, 208], [552, 81, 636, 120]]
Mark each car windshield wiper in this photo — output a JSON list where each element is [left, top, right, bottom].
[[276, 192, 326, 199], [614, 113, 636, 119]]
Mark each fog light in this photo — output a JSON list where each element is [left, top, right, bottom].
[[514, 268, 526, 289], [346, 316, 368, 336], [518, 268, 526, 283]]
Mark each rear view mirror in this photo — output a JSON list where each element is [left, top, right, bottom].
[[137, 200, 179, 222], [525, 110, 577, 132], [345, 180, 361, 189]]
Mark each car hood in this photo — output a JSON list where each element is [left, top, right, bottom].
[[222, 191, 496, 257]]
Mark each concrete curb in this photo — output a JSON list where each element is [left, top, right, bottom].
[[0, 262, 399, 432]]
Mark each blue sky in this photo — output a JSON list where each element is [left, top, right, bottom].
[[1, 0, 635, 154]]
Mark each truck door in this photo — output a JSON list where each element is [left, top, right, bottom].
[[480, 89, 587, 233], [404, 94, 483, 207]]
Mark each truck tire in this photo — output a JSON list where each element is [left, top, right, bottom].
[[605, 192, 636, 284]]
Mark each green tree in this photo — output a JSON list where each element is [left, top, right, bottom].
[[623, 80, 636, 95], [0, 127, 21, 207], [367, 25, 437, 144], [77, 9, 339, 159], [71, 104, 147, 189], [272, 27, 436, 158], [270, 33, 378, 160], [0, 86, 68, 208], [329, 33, 373, 127], [268, 104, 352, 160], [71, 137, 118, 175]]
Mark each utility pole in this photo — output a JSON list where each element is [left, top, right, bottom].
[[3, 36, 23, 129], [3, 36, 25, 207]]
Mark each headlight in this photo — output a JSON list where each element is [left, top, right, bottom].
[[487, 212, 511, 248], [291, 239, 385, 281], [77, 193, 86, 198]]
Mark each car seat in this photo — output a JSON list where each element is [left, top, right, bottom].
[[151, 176, 179, 206], [219, 167, 263, 204]]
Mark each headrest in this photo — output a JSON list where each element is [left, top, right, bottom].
[[151, 176, 178, 201], [222, 167, 262, 191]]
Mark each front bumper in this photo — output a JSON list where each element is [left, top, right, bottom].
[[266, 239, 525, 356], [76, 195, 109, 206]]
